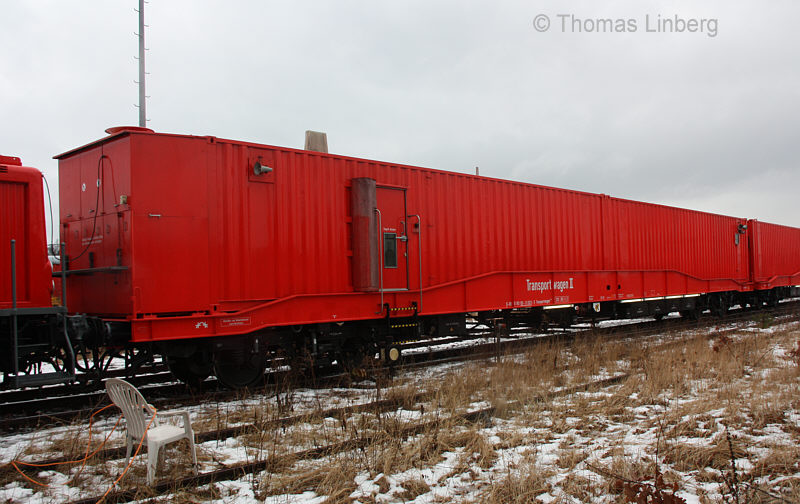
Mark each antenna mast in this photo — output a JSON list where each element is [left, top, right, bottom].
[[137, 0, 146, 127]]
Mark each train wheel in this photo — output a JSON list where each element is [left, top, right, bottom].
[[710, 296, 728, 318], [75, 345, 113, 376], [766, 291, 779, 308], [45, 345, 74, 374], [340, 338, 378, 372], [281, 337, 314, 377], [167, 356, 212, 390], [213, 347, 266, 389], [74, 346, 95, 373]]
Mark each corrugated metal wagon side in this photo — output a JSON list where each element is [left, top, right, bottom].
[[748, 219, 800, 289], [51, 128, 800, 388], [56, 129, 765, 339]]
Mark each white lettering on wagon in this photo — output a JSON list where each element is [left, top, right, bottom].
[[525, 277, 574, 293], [81, 235, 103, 246], [220, 316, 252, 328], [195, 321, 209, 329]]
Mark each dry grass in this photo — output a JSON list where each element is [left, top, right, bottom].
[[382, 383, 421, 410], [768, 477, 800, 502], [749, 444, 800, 479], [259, 456, 358, 499], [477, 461, 552, 503], [6, 318, 800, 503], [396, 476, 431, 500], [460, 429, 498, 470], [555, 438, 587, 470], [560, 472, 604, 502], [661, 433, 748, 472]]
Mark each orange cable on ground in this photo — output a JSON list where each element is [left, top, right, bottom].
[[7, 403, 157, 504], [96, 407, 157, 504], [10, 404, 119, 486]]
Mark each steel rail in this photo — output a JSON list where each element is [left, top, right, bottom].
[[4, 301, 798, 431]]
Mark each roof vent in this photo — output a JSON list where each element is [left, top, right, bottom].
[[304, 130, 328, 153], [105, 126, 154, 135]]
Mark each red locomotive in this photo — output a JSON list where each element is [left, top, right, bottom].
[[2, 127, 799, 388]]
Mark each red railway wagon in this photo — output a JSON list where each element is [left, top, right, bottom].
[[1, 156, 75, 387], [54, 128, 789, 387], [1, 156, 52, 310], [748, 220, 800, 292]]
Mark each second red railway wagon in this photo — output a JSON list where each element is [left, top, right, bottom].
[[53, 127, 798, 386], [748, 220, 800, 290]]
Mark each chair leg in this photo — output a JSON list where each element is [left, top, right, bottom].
[[147, 442, 160, 486], [125, 434, 133, 466], [188, 435, 198, 474]]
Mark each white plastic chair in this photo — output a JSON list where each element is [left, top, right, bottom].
[[104, 378, 197, 485]]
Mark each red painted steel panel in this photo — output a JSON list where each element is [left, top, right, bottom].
[[749, 219, 800, 288], [59, 137, 133, 315], [603, 197, 750, 297], [53, 130, 797, 343], [0, 163, 51, 309]]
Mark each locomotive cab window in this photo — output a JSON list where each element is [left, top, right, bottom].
[[383, 233, 398, 268]]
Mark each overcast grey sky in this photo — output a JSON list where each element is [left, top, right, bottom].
[[2, 1, 799, 237]]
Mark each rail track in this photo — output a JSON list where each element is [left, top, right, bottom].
[[0, 314, 750, 476], [2, 301, 798, 432], [5, 370, 633, 503], [63, 373, 635, 504], [4, 303, 799, 503], [0, 369, 170, 407]]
